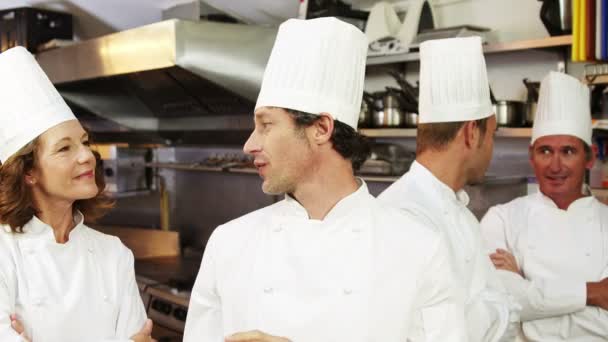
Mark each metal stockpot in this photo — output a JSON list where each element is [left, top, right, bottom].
[[493, 100, 525, 127]]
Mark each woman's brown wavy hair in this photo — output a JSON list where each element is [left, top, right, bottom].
[[0, 138, 114, 232]]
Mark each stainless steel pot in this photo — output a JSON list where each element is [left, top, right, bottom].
[[358, 92, 374, 128], [404, 112, 418, 127], [371, 90, 406, 127], [493, 100, 525, 127], [372, 107, 405, 127], [524, 101, 537, 126]]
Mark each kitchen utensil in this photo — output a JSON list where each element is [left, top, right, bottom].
[[372, 106, 406, 127], [370, 88, 406, 128], [523, 78, 540, 126], [539, 0, 572, 36], [359, 143, 416, 176], [493, 100, 525, 127], [359, 91, 374, 128], [404, 112, 418, 128]]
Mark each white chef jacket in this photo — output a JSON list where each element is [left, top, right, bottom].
[[378, 161, 518, 342], [184, 181, 466, 342], [0, 212, 147, 342], [481, 191, 608, 341]]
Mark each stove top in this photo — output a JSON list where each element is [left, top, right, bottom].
[[134, 256, 201, 336]]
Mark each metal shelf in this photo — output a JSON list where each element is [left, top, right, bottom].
[[359, 127, 532, 138], [366, 35, 572, 66]]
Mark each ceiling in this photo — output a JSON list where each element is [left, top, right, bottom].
[[0, 0, 300, 40]]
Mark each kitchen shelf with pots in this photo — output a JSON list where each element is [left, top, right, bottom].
[[359, 127, 533, 138], [366, 35, 572, 66], [145, 162, 401, 183]]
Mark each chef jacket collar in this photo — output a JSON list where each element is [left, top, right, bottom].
[[535, 187, 595, 212], [20, 210, 86, 243], [410, 160, 471, 207], [283, 178, 371, 223]]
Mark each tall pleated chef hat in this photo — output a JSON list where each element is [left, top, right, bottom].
[[0, 46, 76, 163], [531, 71, 592, 146], [418, 36, 494, 123], [255, 17, 367, 129]]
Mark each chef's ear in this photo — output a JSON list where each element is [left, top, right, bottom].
[[586, 144, 598, 170], [462, 120, 479, 149], [311, 113, 334, 144]]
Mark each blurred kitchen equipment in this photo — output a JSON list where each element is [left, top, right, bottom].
[[359, 143, 415, 176], [410, 25, 491, 48], [388, 71, 419, 109], [300, 0, 369, 30], [359, 91, 374, 128], [493, 100, 525, 127], [539, 0, 572, 36], [490, 87, 525, 127], [523, 78, 540, 126], [101, 146, 151, 194], [387, 71, 419, 127], [372, 88, 406, 127], [365, 0, 434, 56], [0, 7, 73, 53]]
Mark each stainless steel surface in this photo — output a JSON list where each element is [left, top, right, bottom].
[[359, 93, 372, 128], [525, 101, 537, 126], [523, 78, 540, 126], [403, 112, 418, 127], [493, 100, 525, 127], [102, 147, 150, 194], [372, 107, 406, 127], [36, 20, 277, 143]]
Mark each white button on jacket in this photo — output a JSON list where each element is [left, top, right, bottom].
[[481, 192, 608, 341], [0, 213, 147, 342], [379, 161, 519, 342], [184, 181, 466, 342]]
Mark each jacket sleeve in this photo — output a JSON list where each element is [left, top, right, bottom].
[[481, 207, 587, 321], [409, 235, 467, 342], [107, 246, 148, 342], [465, 256, 520, 342], [183, 228, 224, 342], [0, 264, 24, 342]]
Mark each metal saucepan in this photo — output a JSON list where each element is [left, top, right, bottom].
[[493, 100, 525, 127], [372, 89, 406, 128], [359, 91, 375, 128]]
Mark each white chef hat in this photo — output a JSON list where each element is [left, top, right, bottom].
[[531, 71, 591, 146], [418, 36, 493, 123], [255, 17, 367, 129], [0, 46, 76, 163]]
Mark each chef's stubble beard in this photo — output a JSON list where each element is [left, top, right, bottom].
[[261, 132, 312, 195]]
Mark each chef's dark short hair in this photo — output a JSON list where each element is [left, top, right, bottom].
[[286, 109, 371, 170], [416, 117, 489, 154], [0, 138, 114, 233]]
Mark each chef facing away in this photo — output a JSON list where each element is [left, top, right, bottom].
[[378, 36, 520, 342]]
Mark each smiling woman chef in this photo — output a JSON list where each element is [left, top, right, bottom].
[[0, 47, 153, 342]]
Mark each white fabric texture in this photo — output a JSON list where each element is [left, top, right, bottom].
[[0, 213, 146, 342], [378, 161, 519, 342], [531, 71, 592, 146], [184, 181, 466, 342], [418, 36, 493, 124], [255, 17, 367, 129], [481, 192, 608, 341], [0, 46, 76, 163]]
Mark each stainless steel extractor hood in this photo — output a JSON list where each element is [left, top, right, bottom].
[[37, 19, 277, 144]]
